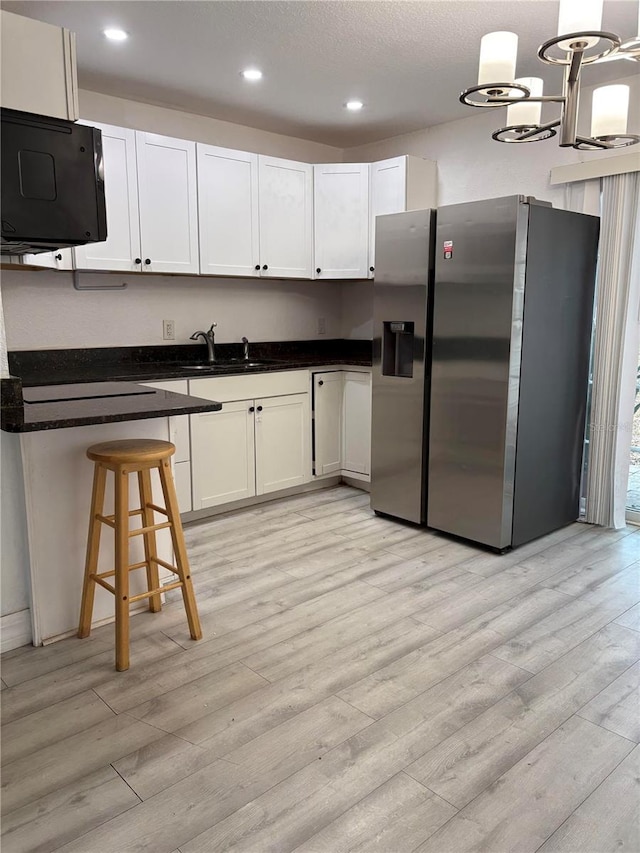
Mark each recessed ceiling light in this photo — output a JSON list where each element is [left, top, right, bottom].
[[103, 28, 128, 41], [241, 68, 263, 81], [346, 100, 364, 111]]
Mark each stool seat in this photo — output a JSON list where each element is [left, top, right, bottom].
[[79, 437, 202, 671], [87, 438, 175, 465]]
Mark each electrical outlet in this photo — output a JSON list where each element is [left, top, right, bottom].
[[318, 317, 326, 335], [163, 320, 175, 340]]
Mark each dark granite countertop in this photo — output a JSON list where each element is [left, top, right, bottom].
[[8, 340, 372, 387], [1, 381, 222, 433]]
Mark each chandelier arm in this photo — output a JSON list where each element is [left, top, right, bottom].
[[519, 120, 562, 141], [484, 94, 566, 105], [574, 135, 615, 150]]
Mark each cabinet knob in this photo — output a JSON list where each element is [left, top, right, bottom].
[[134, 258, 142, 265], [55, 254, 62, 261], [369, 266, 375, 272], [262, 264, 268, 271], [144, 258, 151, 265], [249, 406, 255, 413], [318, 380, 324, 386], [257, 405, 263, 412], [254, 264, 260, 271], [316, 268, 322, 274]]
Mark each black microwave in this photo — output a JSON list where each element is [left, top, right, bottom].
[[1, 109, 107, 255]]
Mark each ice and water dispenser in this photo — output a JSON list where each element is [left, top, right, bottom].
[[382, 321, 414, 378]]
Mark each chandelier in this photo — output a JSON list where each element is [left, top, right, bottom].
[[460, 0, 640, 149]]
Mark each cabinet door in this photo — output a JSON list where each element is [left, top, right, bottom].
[[74, 123, 141, 272], [343, 372, 372, 476], [314, 164, 369, 279], [258, 156, 313, 279], [136, 132, 199, 274], [369, 156, 407, 276], [190, 401, 256, 509], [255, 393, 311, 495], [1, 11, 78, 120], [313, 372, 343, 475], [197, 144, 260, 277], [20, 249, 73, 270]]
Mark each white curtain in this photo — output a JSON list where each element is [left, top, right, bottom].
[[563, 178, 601, 217], [585, 171, 640, 528]]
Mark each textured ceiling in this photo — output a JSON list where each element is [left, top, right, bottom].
[[3, 0, 638, 147]]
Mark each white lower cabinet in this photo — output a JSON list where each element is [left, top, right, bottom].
[[313, 369, 372, 480], [191, 401, 256, 509], [189, 371, 312, 511], [343, 371, 372, 476], [255, 394, 311, 494], [313, 372, 343, 475]]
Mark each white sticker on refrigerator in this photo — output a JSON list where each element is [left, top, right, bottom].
[[443, 240, 453, 260]]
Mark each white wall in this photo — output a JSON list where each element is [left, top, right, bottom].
[[341, 280, 374, 340], [79, 89, 342, 163], [2, 271, 343, 351], [1, 432, 30, 618], [344, 73, 640, 208]]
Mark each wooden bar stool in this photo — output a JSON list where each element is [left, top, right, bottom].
[[78, 438, 202, 671]]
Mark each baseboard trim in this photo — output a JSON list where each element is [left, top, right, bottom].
[[342, 475, 371, 492], [1, 609, 32, 653], [181, 477, 342, 523]]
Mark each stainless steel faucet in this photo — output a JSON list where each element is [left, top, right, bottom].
[[190, 323, 217, 364], [242, 336, 249, 361]]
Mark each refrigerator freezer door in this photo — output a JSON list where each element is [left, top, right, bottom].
[[427, 196, 527, 549], [371, 209, 435, 524]]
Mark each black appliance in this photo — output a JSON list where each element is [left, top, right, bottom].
[[1, 109, 107, 255]]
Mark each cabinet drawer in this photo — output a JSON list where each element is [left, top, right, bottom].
[[189, 370, 309, 403]]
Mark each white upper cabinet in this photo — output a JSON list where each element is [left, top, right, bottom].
[[368, 155, 437, 276], [197, 144, 260, 277], [136, 132, 199, 275], [74, 123, 141, 272], [258, 156, 313, 279], [314, 164, 369, 280], [1, 11, 78, 120], [17, 249, 73, 270]]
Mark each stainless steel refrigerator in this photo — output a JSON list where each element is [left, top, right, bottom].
[[371, 196, 599, 550], [371, 208, 436, 524]]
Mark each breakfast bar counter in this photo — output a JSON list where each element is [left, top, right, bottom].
[[2, 381, 222, 647], [1, 380, 222, 432]]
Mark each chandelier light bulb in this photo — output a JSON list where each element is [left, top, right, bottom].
[[507, 78, 544, 127], [477, 32, 518, 88], [591, 84, 630, 137], [557, 0, 604, 49]]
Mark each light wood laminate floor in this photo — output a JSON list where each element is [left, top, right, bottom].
[[2, 486, 640, 853]]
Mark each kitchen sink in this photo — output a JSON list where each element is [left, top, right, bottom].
[[183, 359, 281, 371]]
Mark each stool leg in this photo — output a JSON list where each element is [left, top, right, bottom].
[[158, 458, 202, 641], [138, 469, 162, 613], [78, 463, 107, 639], [114, 466, 131, 671]]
